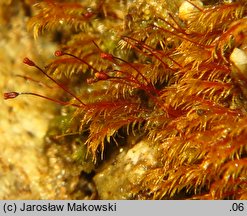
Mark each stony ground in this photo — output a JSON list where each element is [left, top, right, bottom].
[[0, 1, 60, 199]]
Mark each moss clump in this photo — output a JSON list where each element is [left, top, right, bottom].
[[4, 0, 247, 199]]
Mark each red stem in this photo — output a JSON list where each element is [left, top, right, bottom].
[[61, 52, 99, 73], [21, 92, 81, 107], [151, 24, 212, 49], [23, 57, 85, 106], [122, 36, 178, 71]]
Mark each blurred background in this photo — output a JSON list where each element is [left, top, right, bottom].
[[0, 0, 75, 199]]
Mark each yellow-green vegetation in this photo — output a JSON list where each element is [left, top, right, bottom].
[[4, 0, 247, 199]]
